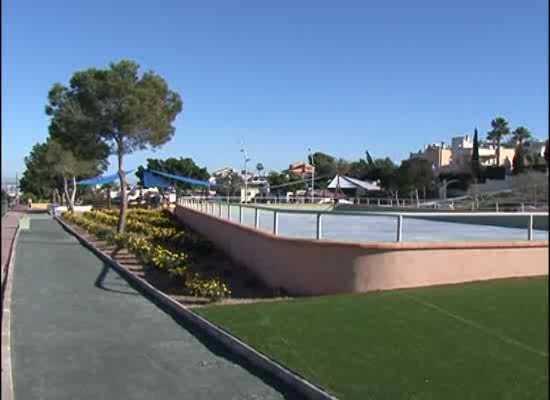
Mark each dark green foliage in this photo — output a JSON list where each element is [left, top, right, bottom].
[[396, 158, 434, 195], [45, 59, 183, 233], [512, 145, 525, 175], [438, 172, 474, 191], [365, 157, 398, 190], [308, 152, 337, 187], [482, 166, 506, 180], [471, 128, 481, 180], [136, 157, 209, 191], [19, 142, 59, 199], [511, 126, 531, 145], [266, 171, 288, 187], [487, 117, 510, 166], [365, 150, 374, 166], [215, 172, 243, 197]]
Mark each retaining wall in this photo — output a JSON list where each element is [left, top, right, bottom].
[[174, 205, 549, 295]]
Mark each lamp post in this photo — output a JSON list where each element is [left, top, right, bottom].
[[240, 141, 251, 203], [308, 148, 315, 203]]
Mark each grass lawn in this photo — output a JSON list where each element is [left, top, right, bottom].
[[197, 277, 548, 400]]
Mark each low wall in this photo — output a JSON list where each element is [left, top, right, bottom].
[[174, 205, 549, 295], [29, 203, 49, 210]]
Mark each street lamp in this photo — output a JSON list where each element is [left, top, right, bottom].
[[308, 148, 315, 204], [240, 141, 251, 203]]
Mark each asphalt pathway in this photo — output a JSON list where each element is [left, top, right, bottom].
[[11, 215, 297, 400]]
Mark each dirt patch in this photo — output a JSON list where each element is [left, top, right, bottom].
[[62, 218, 292, 307]]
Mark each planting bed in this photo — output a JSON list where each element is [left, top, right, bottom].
[[61, 208, 288, 306]]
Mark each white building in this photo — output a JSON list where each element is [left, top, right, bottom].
[[327, 175, 381, 196], [240, 178, 269, 202]]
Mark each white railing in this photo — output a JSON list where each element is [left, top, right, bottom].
[[177, 198, 548, 242], [192, 195, 547, 212]]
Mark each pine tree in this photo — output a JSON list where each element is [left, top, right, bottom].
[[512, 144, 525, 175], [471, 128, 481, 180]]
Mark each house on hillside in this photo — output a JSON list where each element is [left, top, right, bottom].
[[288, 161, 315, 177], [240, 177, 269, 202]]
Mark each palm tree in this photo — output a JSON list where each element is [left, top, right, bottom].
[[511, 126, 532, 146], [256, 162, 264, 177], [487, 117, 510, 166]]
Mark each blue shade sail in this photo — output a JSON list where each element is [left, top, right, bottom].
[[76, 170, 134, 186], [143, 169, 171, 188], [148, 169, 212, 187]]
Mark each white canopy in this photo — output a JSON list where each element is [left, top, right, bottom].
[[327, 175, 381, 191]]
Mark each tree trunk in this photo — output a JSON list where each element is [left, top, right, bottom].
[[107, 187, 111, 209], [117, 148, 128, 233], [70, 176, 77, 207], [62, 175, 74, 213], [496, 138, 501, 166]]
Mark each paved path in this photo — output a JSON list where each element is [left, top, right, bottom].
[[11, 215, 297, 399], [1, 212, 22, 271]]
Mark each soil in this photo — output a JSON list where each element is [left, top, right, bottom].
[[62, 218, 292, 308]]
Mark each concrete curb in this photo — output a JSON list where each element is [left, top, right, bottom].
[[55, 216, 338, 400], [1, 221, 21, 400]]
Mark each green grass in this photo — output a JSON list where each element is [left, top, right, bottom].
[[197, 277, 548, 400]]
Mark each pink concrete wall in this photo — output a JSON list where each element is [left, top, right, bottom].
[[174, 205, 549, 295]]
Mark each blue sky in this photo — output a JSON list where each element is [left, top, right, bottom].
[[2, 0, 548, 181]]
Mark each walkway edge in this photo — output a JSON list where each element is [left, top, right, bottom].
[[2, 220, 20, 400], [55, 216, 338, 400]]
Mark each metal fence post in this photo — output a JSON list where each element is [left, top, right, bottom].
[[218, 203, 222, 217], [377, 199, 380, 207], [528, 215, 533, 240], [239, 205, 243, 224], [227, 204, 231, 220], [495, 202, 499, 213], [396, 215, 403, 242], [273, 211, 279, 235], [254, 208, 260, 229], [316, 213, 322, 240], [521, 203, 525, 212]]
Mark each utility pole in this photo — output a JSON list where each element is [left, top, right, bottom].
[[308, 148, 315, 204], [15, 172, 19, 205], [240, 141, 251, 203]]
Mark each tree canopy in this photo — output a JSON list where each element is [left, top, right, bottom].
[[136, 157, 209, 191], [471, 128, 481, 180], [512, 144, 526, 175], [45, 59, 183, 232], [19, 142, 57, 200], [511, 126, 531, 146], [487, 117, 510, 166]]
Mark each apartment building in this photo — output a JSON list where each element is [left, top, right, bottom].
[[411, 134, 517, 173]]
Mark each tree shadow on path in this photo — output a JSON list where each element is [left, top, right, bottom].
[[95, 262, 140, 296], [134, 284, 306, 400]]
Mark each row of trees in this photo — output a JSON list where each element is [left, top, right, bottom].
[[21, 59, 183, 233], [472, 117, 548, 179], [263, 151, 436, 200]]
